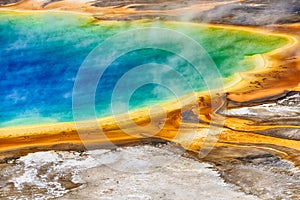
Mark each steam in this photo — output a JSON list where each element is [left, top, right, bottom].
[[177, 0, 300, 25]]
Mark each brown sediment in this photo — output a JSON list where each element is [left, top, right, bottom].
[[0, 0, 299, 170], [0, 0, 240, 18], [0, 0, 24, 7]]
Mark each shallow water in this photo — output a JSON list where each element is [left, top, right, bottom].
[[0, 11, 288, 127]]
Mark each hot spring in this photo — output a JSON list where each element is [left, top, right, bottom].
[[0, 11, 288, 127]]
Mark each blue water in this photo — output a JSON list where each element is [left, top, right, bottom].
[[0, 12, 287, 127]]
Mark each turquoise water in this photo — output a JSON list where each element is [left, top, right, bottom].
[[0, 12, 288, 127]]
